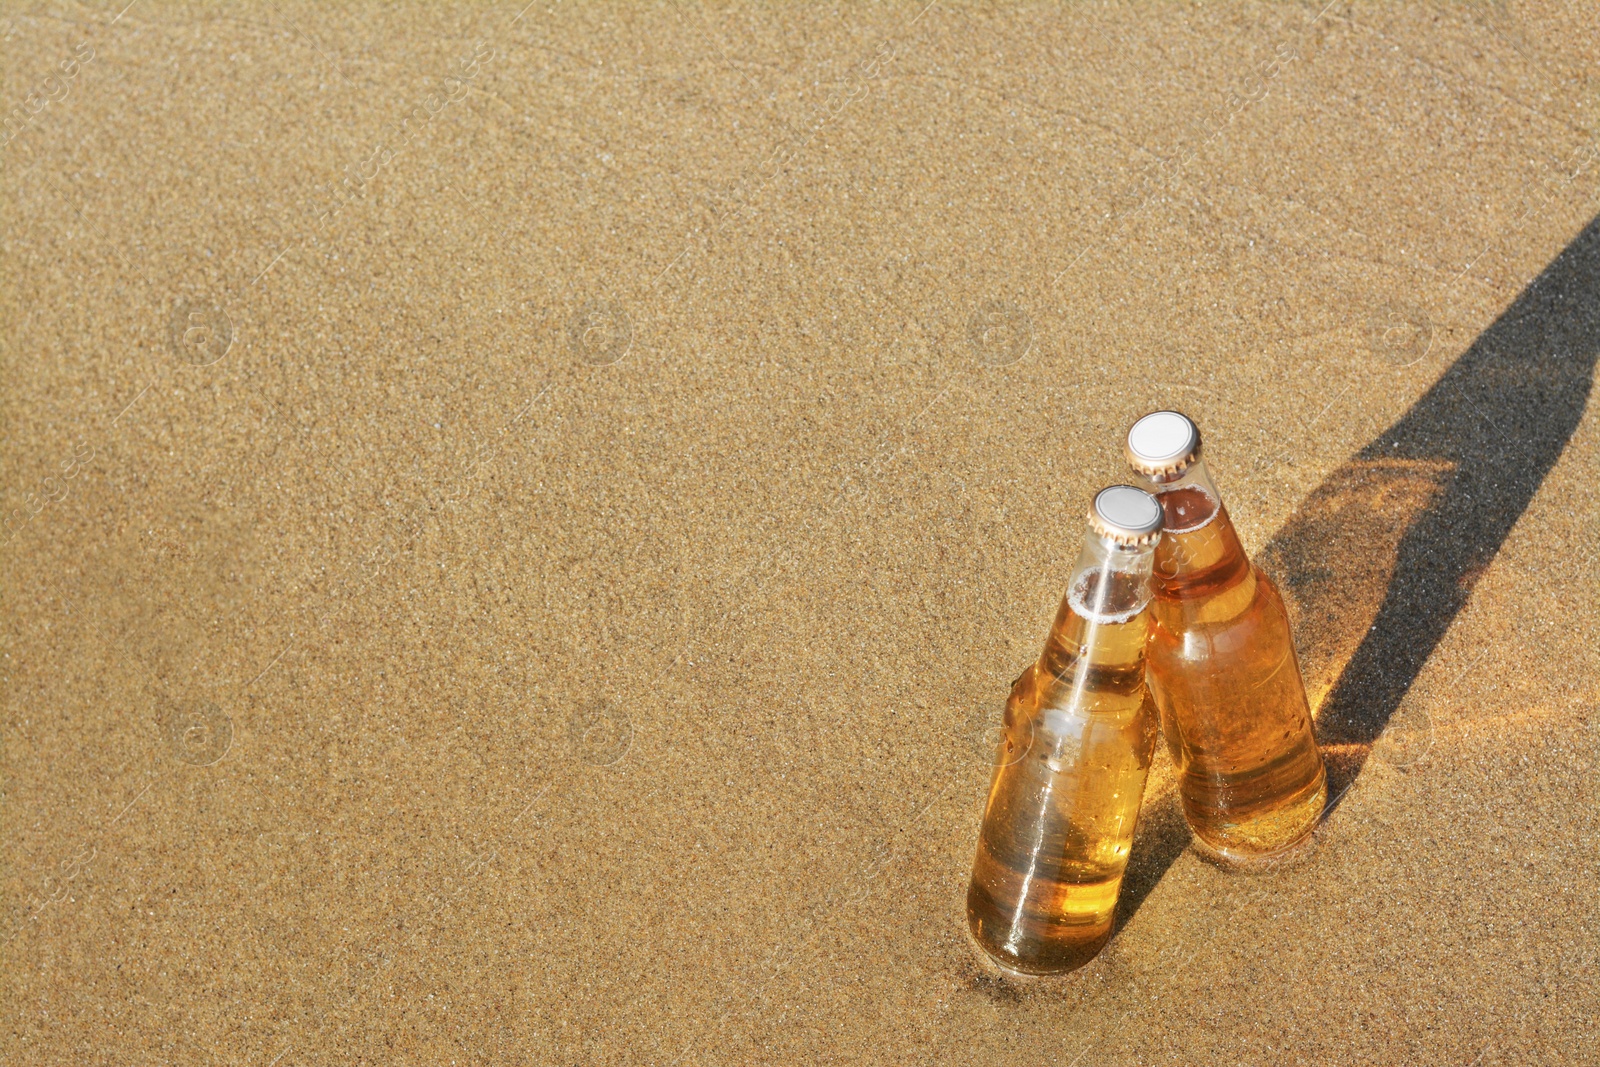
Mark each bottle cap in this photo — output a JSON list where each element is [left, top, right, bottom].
[[1089, 485, 1164, 546], [1125, 410, 1202, 480]]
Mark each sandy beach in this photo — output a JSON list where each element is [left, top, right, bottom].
[[3, 2, 1598, 1063]]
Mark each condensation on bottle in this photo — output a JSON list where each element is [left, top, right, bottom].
[[1125, 410, 1327, 868], [966, 486, 1163, 976]]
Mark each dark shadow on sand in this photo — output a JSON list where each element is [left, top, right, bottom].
[[1116, 213, 1600, 929]]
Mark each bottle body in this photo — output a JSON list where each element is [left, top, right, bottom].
[[1144, 479, 1326, 864], [967, 525, 1159, 975]]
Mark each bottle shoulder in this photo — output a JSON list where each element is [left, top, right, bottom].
[[1250, 563, 1291, 610], [1151, 562, 1293, 640]]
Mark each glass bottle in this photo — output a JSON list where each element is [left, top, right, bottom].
[[966, 486, 1163, 975], [1125, 410, 1327, 867]]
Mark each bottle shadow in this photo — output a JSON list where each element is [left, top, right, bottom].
[[1117, 213, 1600, 929]]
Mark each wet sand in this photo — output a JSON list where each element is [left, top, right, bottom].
[[3, 2, 1598, 1064]]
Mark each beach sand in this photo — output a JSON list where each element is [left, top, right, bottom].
[[3, 2, 1598, 1063]]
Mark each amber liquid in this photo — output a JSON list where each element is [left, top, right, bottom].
[[966, 577, 1158, 975], [1146, 487, 1327, 865]]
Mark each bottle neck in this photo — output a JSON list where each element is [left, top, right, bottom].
[[1133, 458, 1250, 594], [1067, 532, 1156, 623], [1134, 457, 1223, 529], [1037, 531, 1156, 684]]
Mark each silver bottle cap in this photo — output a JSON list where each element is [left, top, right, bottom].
[[1089, 485, 1163, 547], [1125, 410, 1202, 481]]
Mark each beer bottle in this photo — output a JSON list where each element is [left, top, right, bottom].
[[1125, 410, 1326, 866], [967, 486, 1163, 975]]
